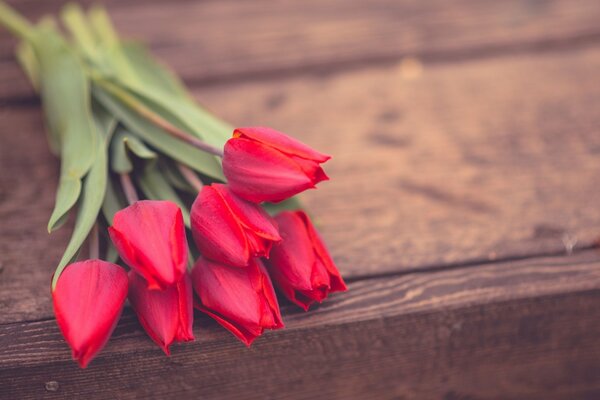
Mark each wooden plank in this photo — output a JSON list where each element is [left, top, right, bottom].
[[0, 251, 599, 399], [195, 45, 600, 277], [3, 47, 600, 324], [2, 0, 600, 101]]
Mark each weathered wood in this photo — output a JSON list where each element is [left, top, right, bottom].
[[2, 0, 600, 101], [3, 46, 600, 325], [197, 45, 600, 278], [2, 0, 600, 397], [0, 251, 599, 399]]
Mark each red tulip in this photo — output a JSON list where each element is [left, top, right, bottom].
[[109, 200, 188, 290], [128, 271, 194, 355], [52, 260, 128, 368], [264, 211, 347, 310], [191, 257, 284, 346], [191, 184, 281, 267], [223, 127, 331, 203]]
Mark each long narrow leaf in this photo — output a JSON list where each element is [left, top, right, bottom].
[[51, 105, 115, 289], [110, 127, 157, 174], [93, 84, 225, 180], [32, 26, 96, 232], [137, 163, 191, 227], [60, 3, 100, 63]]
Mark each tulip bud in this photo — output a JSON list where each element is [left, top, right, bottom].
[[191, 184, 281, 267], [128, 271, 194, 355], [223, 127, 331, 203], [52, 260, 128, 368], [191, 257, 284, 346], [109, 200, 188, 290], [264, 211, 347, 310]]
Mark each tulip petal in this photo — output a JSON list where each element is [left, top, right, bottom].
[[268, 212, 315, 291], [176, 274, 195, 343], [191, 185, 250, 267], [197, 307, 262, 346], [213, 184, 281, 242], [234, 127, 330, 163], [265, 211, 347, 310], [291, 155, 329, 186], [191, 258, 284, 346], [254, 261, 284, 329], [128, 271, 194, 355], [299, 211, 348, 292], [53, 260, 128, 368], [193, 259, 262, 327], [109, 200, 188, 289], [224, 138, 315, 203]]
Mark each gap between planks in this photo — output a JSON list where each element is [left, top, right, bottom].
[[345, 242, 599, 282], [3, 34, 600, 109], [1, 246, 598, 329]]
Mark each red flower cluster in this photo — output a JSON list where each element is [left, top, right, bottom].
[[51, 127, 346, 368]]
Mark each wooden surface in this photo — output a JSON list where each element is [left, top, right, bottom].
[[1, 252, 600, 399], [1, 0, 600, 399]]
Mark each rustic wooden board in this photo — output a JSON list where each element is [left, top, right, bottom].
[[1, 0, 600, 397], [200, 45, 600, 277], [2, 0, 600, 101], [0, 251, 599, 399], [3, 46, 600, 322]]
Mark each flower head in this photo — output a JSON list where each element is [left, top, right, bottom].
[[52, 260, 128, 368], [191, 184, 280, 267], [109, 200, 188, 290], [223, 127, 330, 203], [128, 271, 194, 355], [264, 211, 347, 310], [191, 257, 283, 346]]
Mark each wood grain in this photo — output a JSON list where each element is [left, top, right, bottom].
[[2, 0, 600, 102], [2, 1, 600, 397], [0, 251, 599, 399], [3, 47, 600, 325], [168, 46, 600, 277]]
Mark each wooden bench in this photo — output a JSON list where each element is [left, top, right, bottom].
[[1, 0, 600, 398]]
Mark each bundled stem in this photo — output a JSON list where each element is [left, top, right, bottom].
[[96, 79, 224, 157], [177, 163, 204, 192], [119, 173, 139, 205], [89, 224, 99, 259]]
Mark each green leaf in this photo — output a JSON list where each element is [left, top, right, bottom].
[[110, 127, 157, 174], [16, 39, 63, 155], [160, 159, 196, 194], [116, 75, 232, 149], [120, 41, 188, 97], [102, 171, 124, 225], [87, 6, 138, 82], [124, 133, 157, 159], [137, 163, 191, 228], [51, 104, 114, 290], [60, 3, 100, 63], [16, 40, 39, 91], [87, 5, 118, 47], [31, 26, 96, 232], [102, 38, 232, 149], [263, 197, 302, 215], [93, 83, 225, 180], [0, 1, 35, 42], [105, 239, 120, 264]]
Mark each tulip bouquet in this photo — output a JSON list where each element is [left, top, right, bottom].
[[0, 2, 346, 367]]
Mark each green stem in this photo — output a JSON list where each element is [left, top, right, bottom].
[[177, 163, 204, 192], [0, 2, 35, 42], [95, 78, 225, 157], [89, 224, 99, 259], [119, 173, 139, 205]]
